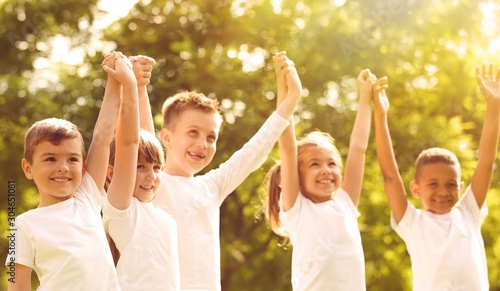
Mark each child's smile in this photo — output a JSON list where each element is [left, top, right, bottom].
[[22, 138, 84, 207]]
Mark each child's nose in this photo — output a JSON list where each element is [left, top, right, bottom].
[[146, 169, 157, 180], [320, 165, 330, 174], [57, 161, 69, 172], [197, 137, 208, 149], [436, 185, 449, 195]]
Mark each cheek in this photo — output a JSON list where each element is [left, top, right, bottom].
[[299, 172, 312, 186], [134, 172, 144, 183]]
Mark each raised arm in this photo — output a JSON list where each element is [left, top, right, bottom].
[[372, 77, 408, 223], [85, 53, 122, 192], [130, 55, 156, 133], [103, 54, 140, 210], [274, 52, 302, 121], [342, 69, 375, 207], [273, 52, 301, 211], [471, 62, 500, 208]]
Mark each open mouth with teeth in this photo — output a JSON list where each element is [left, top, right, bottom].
[[188, 151, 206, 159], [318, 179, 334, 184], [140, 185, 155, 191], [52, 178, 70, 182], [432, 198, 452, 204]]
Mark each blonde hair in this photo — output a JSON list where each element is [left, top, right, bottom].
[[161, 91, 222, 130]]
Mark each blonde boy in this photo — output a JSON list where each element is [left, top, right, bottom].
[[151, 51, 301, 290]]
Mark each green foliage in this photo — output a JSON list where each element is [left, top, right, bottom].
[[1, 0, 500, 290]]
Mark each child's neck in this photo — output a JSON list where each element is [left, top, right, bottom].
[[38, 193, 73, 208], [163, 166, 195, 178]]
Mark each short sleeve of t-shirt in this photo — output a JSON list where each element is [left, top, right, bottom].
[[77, 171, 106, 211], [391, 185, 488, 240], [102, 198, 137, 250], [6, 226, 33, 268], [458, 185, 488, 226]]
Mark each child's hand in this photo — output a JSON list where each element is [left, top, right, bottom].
[[476, 62, 500, 104], [357, 68, 376, 95], [101, 51, 132, 69], [285, 63, 302, 100], [273, 52, 302, 120], [102, 53, 117, 69], [373, 77, 389, 115], [130, 55, 156, 86], [273, 52, 292, 92], [102, 52, 136, 86]]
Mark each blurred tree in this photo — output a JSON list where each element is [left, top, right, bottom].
[[1, 0, 500, 290]]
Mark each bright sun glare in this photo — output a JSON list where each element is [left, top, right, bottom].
[[480, 1, 500, 55], [43, 0, 138, 67]]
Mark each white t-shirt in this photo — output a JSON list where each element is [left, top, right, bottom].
[[6, 172, 119, 291], [392, 185, 489, 291], [153, 112, 289, 291], [280, 189, 366, 291], [103, 197, 180, 291]]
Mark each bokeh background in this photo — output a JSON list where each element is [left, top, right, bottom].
[[1, 0, 500, 290]]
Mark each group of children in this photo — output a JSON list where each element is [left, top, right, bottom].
[[5, 49, 500, 291]]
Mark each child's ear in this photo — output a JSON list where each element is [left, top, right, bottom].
[[459, 180, 465, 193], [410, 179, 420, 199], [21, 158, 33, 180], [160, 128, 171, 149], [107, 165, 114, 181]]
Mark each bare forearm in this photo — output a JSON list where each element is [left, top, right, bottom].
[[86, 82, 120, 189], [374, 112, 407, 222], [470, 103, 500, 206], [138, 85, 155, 133], [116, 84, 140, 145], [342, 99, 371, 206], [478, 105, 500, 166], [279, 122, 299, 211], [349, 100, 372, 153], [93, 85, 120, 143], [374, 113, 400, 180]]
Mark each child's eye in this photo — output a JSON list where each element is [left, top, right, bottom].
[[45, 157, 56, 162], [153, 165, 162, 171], [207, 135, 216, 143], [188, 130, 198, 136], [137, 165, 145, 170], [69, 157, 80, 162]]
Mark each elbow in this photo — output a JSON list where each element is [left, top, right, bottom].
[[92, 130, 113, 146], [382, 173, 403, 186], [349, 141, 368, 155], [120, 136, 140, 147]]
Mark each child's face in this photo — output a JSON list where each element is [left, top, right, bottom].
[[298, 146, 342, 203], [133, 159, 162, 202], [21, 138, 84, 207], [410, 162, 463, 214], [161, 109, 220, 177]]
